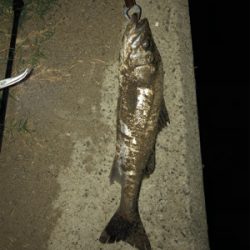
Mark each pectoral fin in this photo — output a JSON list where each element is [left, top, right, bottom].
[[144, 145, 156, 177], [110, 158, 121, 185], [158, 99, 169, 132]]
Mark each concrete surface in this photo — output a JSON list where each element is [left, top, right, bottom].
[[0, 0, 209, 249]]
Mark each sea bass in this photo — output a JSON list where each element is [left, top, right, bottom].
[[100, 17, 169, 250]]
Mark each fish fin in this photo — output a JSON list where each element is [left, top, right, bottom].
[[110, 158, 122, 185], [99, 211, 151, 250], [158, 99, 170, 132], [144, 99, 169, 178], [144, 145, 156, 178]]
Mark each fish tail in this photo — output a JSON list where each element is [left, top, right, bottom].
[[99, 210, 151, 250]]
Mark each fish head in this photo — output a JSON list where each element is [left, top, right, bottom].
[[120, 18, 161, 81]]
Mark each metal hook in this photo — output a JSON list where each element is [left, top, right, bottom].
[[123, 4, 142, 21], [0, 68, 32, 90]]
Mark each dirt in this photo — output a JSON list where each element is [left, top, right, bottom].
[[0, 1, 122, 250], [0, 1, 209, 250]]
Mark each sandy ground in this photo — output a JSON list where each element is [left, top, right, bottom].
[[0, 0, 209, 249]]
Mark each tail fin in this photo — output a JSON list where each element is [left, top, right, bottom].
[[99, 211, 151, 250]]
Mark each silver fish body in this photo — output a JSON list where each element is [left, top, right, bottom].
[[100, 18, 169, 250]]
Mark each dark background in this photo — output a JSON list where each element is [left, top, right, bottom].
[[188, 0, 249, 249]]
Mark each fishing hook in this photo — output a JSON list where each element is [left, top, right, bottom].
[[123, 3, 142, 21]]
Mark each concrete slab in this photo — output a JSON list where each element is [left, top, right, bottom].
[[0, 0, 209, 249]]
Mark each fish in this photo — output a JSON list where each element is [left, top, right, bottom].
[[99, 16, 169, 250], [0, 68, 32, 90]]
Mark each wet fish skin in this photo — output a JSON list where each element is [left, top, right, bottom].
[[100, 17, 169, 250]]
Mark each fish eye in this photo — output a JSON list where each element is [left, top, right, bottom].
[[142, 39, 151, 50]]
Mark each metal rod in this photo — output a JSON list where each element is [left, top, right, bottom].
[[0, 0, 24, 152]]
